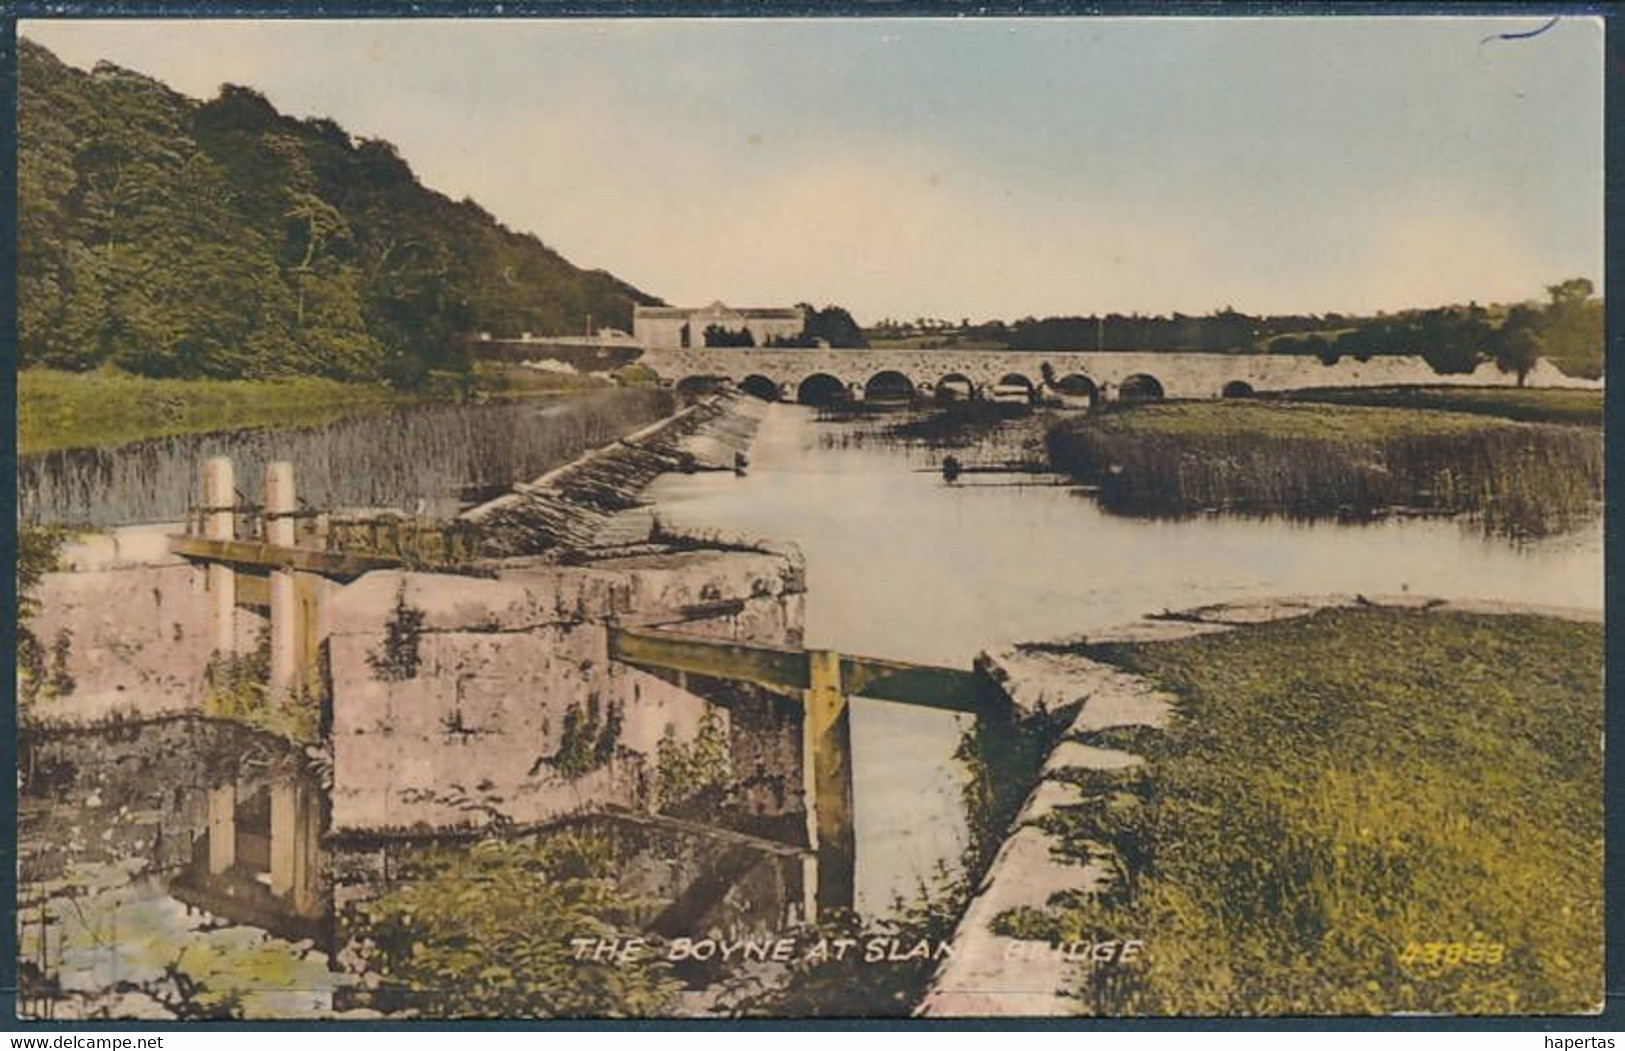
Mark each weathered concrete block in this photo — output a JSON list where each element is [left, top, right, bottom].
[[326, 548, 805, 836], [112, 524, 188, 566], [25, 562, 212, 724]]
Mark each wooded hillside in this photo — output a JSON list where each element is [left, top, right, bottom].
[[17, 39, 659, 385]]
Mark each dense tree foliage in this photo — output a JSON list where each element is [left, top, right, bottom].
[[703, 324, 756, 347], [18, 40, 657, 385], [871, 284, 1603, 379], [766, 304, 868, 348], [1534, 278, 1605, 380]]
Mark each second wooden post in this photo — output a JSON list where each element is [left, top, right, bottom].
[[265, 462, 299, 700], [804, 649, 856, 917]]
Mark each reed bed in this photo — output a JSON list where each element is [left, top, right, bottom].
[[18, 388, 673, 528], [1045, 401, 1602, 539]]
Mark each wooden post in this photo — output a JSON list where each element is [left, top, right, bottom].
[[207, 784, 236, 874], [265, 462, 298, 699], [270, 779, 321, 914], [203, 457, 236, 656], [295, 573, 327, 704], [804, 649, 856, 916]]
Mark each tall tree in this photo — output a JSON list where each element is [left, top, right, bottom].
[[1494, 305, 1545, 386]]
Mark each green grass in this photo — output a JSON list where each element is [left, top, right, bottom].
[[1272, 386, 1602, 427], [1046, 401, 1602, 539], [470, 361, 614, 396], [18, 365, 629, 455], [1075, 400, 1515, 440], [1028, 607, 1603, 1015], [18, 368, 419, 456]]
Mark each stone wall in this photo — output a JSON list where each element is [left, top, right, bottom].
[[324, 545, 808, 838]]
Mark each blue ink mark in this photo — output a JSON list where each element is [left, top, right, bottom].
[[1479, 15, 1561, 45]]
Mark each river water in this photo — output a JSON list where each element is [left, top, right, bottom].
[[639, 403, 1603, 914], [20, 399, 1603, 1014]]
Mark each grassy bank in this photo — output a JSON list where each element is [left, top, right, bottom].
[[21, 386, 674, 528], [19, 366, 623, 456], [1045, 401, 1601, 539], [1271, 385, 1602, 427], [18, 369, 417, 456], [1027, 606, 1602, 1015]]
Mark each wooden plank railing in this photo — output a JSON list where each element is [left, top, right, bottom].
[[608, 625, 984, 713]]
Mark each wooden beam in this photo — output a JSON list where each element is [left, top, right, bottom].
[[839, 655, 983, 714], [169, 535, 401, 580], [610, 625, 988, 714], [608, 625, 809, 697], [234, 572, 271, 610]]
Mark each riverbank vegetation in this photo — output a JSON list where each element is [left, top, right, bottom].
[[342, 832, 679, 1017], [21, 385, 673, 528], [1045, 401, 1602, 539], [16, 527, 69, 714], [864, 279, 1602, 380], [21, 363, 628, 456], [19, 368, 415, 455], [1271, 385, 1602, 427], [1020, 606, 1602, 1015]]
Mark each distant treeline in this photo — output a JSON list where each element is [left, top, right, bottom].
[[18, 39, 659, 387], [764, 304, 868, 348], [869, 281, 1603, 380]]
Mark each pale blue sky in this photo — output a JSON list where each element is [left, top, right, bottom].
[[23, 16, 1604, 324]]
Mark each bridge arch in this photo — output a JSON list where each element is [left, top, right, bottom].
[[935, 373, 975, 402], [864, 370, 916, 403], [1055, 373, 1099, 404], [1119, 373, 1165, 402], [993, 373, 1036, 403], [797, 373, 850, 406], [1221, 380, 1255, 399], [676, 375, 727, 399], [740, 374, 781, 401]]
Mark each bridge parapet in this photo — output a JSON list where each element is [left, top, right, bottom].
[[640, 347, 1600, 402]]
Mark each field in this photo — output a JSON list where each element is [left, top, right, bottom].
[[18, 366, 621, 456], [1271, 385, 1602, 427], [18, 369, 419, 456], [1019, 606, 1603, 1015], [1045, 401, 1602, 539]]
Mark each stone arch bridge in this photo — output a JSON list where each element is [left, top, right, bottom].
[[637, 347, 1596, 404]]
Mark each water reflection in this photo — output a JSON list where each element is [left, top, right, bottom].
[[18, 720, 342, 1020], [19, 401, 1603, 1005], [641, 403, 1603, 912]]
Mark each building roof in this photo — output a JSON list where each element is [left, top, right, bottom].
[[635, 303, 804, 320]]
